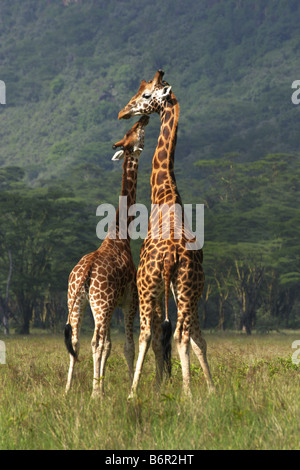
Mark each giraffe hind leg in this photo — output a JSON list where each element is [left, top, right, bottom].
[[128, 301, 153, 399], [122, 295, 138, 385], [65, 294, 87, 394], [151, 301, 164, 387], [90, 303, 114, 398], [190, 319, 214, 392], [174, 330, 192, 397], [91, 324, 103, 397], [91, 325, 111, 398], [99, 329, 112, 393]]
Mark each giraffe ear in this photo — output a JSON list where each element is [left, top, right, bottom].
[[112, 149, 125, 161], [133, 146, 143, 153], [161, 85, 172, 98]]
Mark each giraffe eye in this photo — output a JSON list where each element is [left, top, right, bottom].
[[143, 93, 151, 99]]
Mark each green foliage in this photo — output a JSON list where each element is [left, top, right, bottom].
[[50, 76, 65, 95], [0, 178, 96, 333], [2, 0, 300, 172], [0, 0, 299, 332]]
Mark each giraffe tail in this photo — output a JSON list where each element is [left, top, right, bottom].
[[161, 318, 172, 378], [65, 250, 98, 360], [64, 323, 77, 359], [66, 251, 96, 325], [161, 255, 174, 378]]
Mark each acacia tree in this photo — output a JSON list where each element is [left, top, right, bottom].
[[200, 282, 213, 329], [0, 181, 94, 334], [195, 152, 300, 331], [233, 259, 264, 334], [0, 249, 13, 335], [214, 266, 232, 331]]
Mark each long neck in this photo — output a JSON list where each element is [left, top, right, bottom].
[[115, 152, 139, 237], [150, 94, 182, 207]]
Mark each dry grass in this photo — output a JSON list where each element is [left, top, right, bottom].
[[0, 330, 299, 450]]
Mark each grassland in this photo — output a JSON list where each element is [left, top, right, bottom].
[[0, 330, 299, 450]]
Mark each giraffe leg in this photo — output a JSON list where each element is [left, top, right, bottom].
[[173, 290, 194, 397], [128, 300, 153, 399], [65, 354, 76, 394], [122, 292, 138, 385], [174, 325, 192, 398], [190, 315, 214, 392], [91, 323, 103, 397], [91, 319, 111, 398], [99, 329, 112, 394], [65, 294, 87, 394], [90, 295, 116, 398], [151, 300, 164, 388]]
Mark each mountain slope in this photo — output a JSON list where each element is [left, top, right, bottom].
[[0, 0, 300, 192]]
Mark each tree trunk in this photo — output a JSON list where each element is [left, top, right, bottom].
[[202, 303, 207, 329], [20, 310, 31, 335], [218, 301, 225, 330], [1, 250, 13, 335], [18, 298, 33, 335]]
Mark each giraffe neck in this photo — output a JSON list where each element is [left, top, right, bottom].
[[151, 95, 182, 207], [115, 152, 139, 239]]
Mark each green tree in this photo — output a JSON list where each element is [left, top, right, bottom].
[[0, 183, 95, 334]]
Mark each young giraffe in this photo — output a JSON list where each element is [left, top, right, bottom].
[[118, 70, 214, 397], [64, 115, 149, 397]]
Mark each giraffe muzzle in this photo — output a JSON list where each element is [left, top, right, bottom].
[[118, 107, 132, 120]]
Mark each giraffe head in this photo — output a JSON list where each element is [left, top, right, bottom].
[[112, 115, 149, 161], [118, 70, 172, 120]]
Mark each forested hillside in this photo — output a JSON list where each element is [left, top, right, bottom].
[[0, 0, 299, 333]]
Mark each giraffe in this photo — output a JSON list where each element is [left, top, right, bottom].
[[64, 115, 149, 397], [118, 70, 214, 397]]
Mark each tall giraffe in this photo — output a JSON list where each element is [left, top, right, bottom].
[[64, 115, 149, 397], [118, 70, 214, 397]]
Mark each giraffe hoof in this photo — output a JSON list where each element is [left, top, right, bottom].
[[182, 388, 192, 399], [91, 390, 104, 399], [127, 391, 137, 401]]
